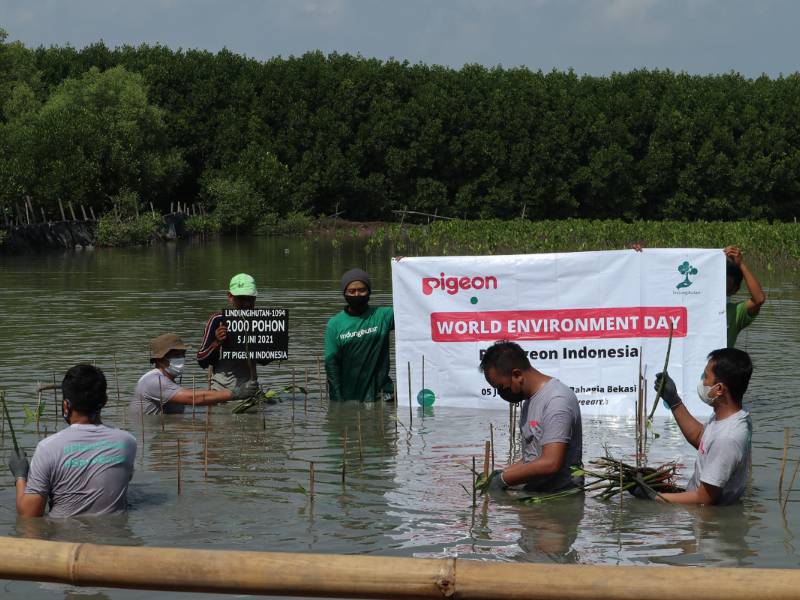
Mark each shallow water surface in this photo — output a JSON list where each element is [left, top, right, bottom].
[[0, 237, 798, 598]]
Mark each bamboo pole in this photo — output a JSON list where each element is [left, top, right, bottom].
[[4, 536, 800, 599], [309, 461, 315, 500], [304, 369, 308, 413], [483, 441, 490, 479], [1, 390, 5, 442], [53, 373, 58, 428], [159, 376, 165, 433], [1, 390, 20, 453], [782, 458, 800, 513], [192, 375, 196, 424], [648, 324, 674, 421], [471, 456, 477, 508]]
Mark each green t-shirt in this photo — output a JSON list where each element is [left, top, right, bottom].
[[726, 300, 756, 347], [324, 305, 394, 401]]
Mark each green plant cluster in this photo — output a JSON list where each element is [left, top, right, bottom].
[[376, 219, 800, 264], [1, 30, 799, 226], [94, 190, 164, 246]]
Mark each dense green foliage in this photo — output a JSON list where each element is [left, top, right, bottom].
[[1, 29, 799, 225], [371, 219, 800, 263]]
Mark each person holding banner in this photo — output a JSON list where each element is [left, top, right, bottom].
[[324, 268, 394, 402], [634, 348, 753, 506], [477, 341, 583, 494], [134, 333, 258, 415], [724, 246, 765, 348], [197, 273, 269, 393]]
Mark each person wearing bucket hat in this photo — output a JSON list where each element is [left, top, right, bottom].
[[134, 332, 259, 415], [324, 268, 395, 402], [197, 273, 272, 393]]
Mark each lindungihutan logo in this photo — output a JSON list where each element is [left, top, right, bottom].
[[676, 261, 698, 289]]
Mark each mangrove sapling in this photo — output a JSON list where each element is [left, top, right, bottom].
[[779, 427, 790, 498], [2, 390, 22, 454], [647, 324, 674, 436], [230, 385, 306, 414], [304, 369, 309, 413], [176, 437, 182, 495]]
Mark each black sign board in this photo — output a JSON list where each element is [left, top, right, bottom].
[[221, 308, 289, 361]]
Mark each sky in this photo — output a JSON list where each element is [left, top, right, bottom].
[[1, 0, 798, 77]]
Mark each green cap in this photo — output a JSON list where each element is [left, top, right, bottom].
[[229, 273, 257, 297]]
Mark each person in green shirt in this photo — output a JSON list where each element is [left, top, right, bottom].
[[324, 268, 394, 402], [724, 246, 765, 347]]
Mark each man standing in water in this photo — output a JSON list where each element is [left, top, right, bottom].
[[7, 364, 137, 518], [324, 268, 394, 401], [635, 348, 753, 506], [197, 273, 268, 393], [134, 333, 258, 414], [477, 341, 583, 493]]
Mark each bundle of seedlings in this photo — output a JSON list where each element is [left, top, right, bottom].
[[230, 385, 306, 414], [515, 452, 684, 505]]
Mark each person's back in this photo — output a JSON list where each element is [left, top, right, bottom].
[[26, 424, 136, 518]]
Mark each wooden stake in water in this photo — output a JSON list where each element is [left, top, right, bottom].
[[782, 458, 800, 514], [159, 375, 165, 433], [357, 411, 364, 464], [138, 389, 146, 460], [407, 362, 413, 429], [35, 388, 42, 436], [471, 456, 477, 508], [113, 352, 122, 407], [317, 356, 322, 403], [309, 461, 315, 500], [483, 441, 490, 479], [292, 369, 296, 402], [204, 407, 210, 480], [176, 437, 182, 495], [192, 375, 196, 424], [53, 372, 59, 428], [304, 369, 309, 413], [779, 427, 791, 497], [341, 427, 348, 485]]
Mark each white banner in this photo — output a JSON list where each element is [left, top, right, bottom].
[[391, 249, 726, 417]]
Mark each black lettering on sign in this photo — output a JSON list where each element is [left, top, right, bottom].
[[222, 309, 289, 361]]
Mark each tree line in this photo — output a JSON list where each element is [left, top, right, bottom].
[[1, 29, 798, 231]]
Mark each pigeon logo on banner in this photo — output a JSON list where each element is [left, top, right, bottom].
[[422, 273, 498, 296]]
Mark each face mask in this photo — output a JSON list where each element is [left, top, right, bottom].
[[345, 294, 370, 311], [697, 380, 720, 406], [166, 357, 185, 378], [498, 385, 526, 404]]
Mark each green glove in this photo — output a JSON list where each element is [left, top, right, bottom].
[[628, 473, 658, 500], [476, 469, 507, 493], [232, 380, 260, 400]]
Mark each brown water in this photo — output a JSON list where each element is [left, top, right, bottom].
[[0, 237, 798, 599]]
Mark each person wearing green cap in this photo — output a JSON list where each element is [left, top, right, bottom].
[[324, 268, 394, 402], [197, 273, 269, 393]]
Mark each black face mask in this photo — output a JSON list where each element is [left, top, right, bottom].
[[498, 386, 526, 404], [345, 294, 370, 312]]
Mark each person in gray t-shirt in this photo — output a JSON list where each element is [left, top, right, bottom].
[[132, 333, 259, 415], [641, 347, 753, 506], [7, 364, 137, 518], [477, 341, 583, 494]]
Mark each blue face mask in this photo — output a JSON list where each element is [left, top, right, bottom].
[[165, 357, 185, 379]]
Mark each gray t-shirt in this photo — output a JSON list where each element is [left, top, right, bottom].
[[518, 378, 583, 492], [687, 409, 751, 505], [132, 368, 184, 414], [25, 424, 137, 518]]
